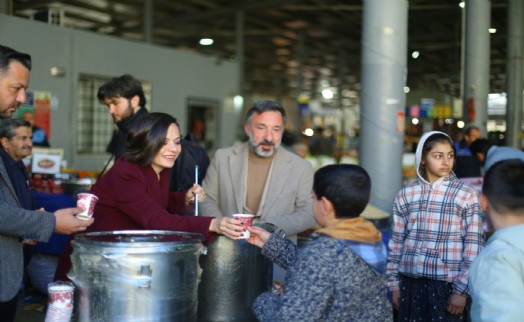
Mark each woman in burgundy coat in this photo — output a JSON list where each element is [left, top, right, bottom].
[[55, 112, 242, 281]]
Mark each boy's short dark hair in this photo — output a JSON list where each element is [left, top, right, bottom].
[[313, 164, 371, 218], [124, 112, 179, 166], [97, 74, 147, 108], [482, 159, 524, 214]]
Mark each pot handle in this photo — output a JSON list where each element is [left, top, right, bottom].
[[136, 265, 152, 288]]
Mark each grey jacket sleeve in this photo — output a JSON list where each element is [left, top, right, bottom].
[[0, 201, 55, 241], [253, 239, 336, 321], [261, 233, 298, 270]]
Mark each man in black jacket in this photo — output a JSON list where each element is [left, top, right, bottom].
[[98, 74, 149, 160], [453, 125, 482, 178], [98, 75, 209, 197]]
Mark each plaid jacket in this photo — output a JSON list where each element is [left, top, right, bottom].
[[386, 174, 484, 295]]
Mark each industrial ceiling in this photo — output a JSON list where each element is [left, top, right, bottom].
[[10, 0, 509, 102]]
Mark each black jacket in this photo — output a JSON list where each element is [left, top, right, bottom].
[[170, 139, 210, 192], [106, 107, 149, 158]]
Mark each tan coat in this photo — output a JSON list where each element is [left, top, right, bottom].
[[200, 142, 315, 239]]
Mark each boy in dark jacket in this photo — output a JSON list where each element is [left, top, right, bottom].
[[247, 164, 392, 321]]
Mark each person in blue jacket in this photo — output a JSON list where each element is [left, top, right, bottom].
[[470, 138, 524, 173], [470, 159, 524, 322], [21, 111, 50, 147]]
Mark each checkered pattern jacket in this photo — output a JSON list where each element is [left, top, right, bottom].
[[386, 174, 484, 295]]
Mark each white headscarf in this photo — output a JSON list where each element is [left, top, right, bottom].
[[415, 131, 453, 183]]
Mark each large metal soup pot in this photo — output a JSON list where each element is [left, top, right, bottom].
[[197, 220, 277, 322], [68, 230, 206, 322]]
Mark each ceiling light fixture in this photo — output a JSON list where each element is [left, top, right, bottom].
[[489, 28, 497, 34], [199, 38, 214, 46], [322, 89, 334, 99], [302, 128, 314, 137], [411, 51, 420, 59]]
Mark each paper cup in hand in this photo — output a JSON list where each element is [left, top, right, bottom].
[[233, 214, 255, 239], [76, 193, 98, 220]]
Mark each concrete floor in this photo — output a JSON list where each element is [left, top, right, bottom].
[[14, 287, 47, 322], [15, 309, 45, 322]]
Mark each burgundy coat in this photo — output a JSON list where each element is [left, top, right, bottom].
[[54, 158, 214, 281]]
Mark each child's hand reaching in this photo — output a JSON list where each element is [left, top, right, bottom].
[[246, 226, 271, 248]]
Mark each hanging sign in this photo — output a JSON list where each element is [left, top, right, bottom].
[[397, 111, 405, 132]]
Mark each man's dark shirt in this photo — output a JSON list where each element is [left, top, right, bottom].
[[170, 139, 210, 192], [453, 140, 482, 178], [106, 107, 149, 158]]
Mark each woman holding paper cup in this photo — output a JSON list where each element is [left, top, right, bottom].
[[55, 113, 244, 281]]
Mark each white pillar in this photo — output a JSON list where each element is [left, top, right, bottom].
[[360, 0, 408, 213], [463, 0, 491, 136], [505, 0, 524, 148]]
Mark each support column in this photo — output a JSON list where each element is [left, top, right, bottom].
[[0, 0, 10, 15], [360, 0, 408, 213], [505, 0, 524, 148], [236, 10, 245, 104], [143, 0, 153, 43], [295, 31, 306, 133], [463, 0, 490, 136], [337, 51, 346, 153]]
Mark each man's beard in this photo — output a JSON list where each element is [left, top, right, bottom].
[[0, 102, 19, 118], [113, 100, 134, 124], [248, 132, 280, 158]]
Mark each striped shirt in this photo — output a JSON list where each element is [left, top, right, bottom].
[[386, 174, 484, 295]]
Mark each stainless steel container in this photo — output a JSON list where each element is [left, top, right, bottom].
[[68, 230, 205, 322], [197, 221, 276, 322]]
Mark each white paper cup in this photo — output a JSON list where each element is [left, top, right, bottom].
[[45, 281, 74, 322], [76, 193, 98, 220], [232, 214, 255, 239]]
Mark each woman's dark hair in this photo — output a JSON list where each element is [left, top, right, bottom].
[[124, 112, 179, 166], [483, 159, 524, 214], [97, 74, 147, 108], [419, 133, 455, 180], [313, 164, 371, 218]]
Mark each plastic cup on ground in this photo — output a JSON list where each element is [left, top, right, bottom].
[[232, 214, 255, 239], [76, 193, 98, 220], [45, 281, 75, 322]]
